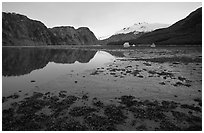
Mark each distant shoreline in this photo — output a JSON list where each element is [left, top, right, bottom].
[[2, 45, 202, 52], [2, 44, 202, 48]]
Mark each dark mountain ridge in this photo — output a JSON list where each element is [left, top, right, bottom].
[[2, 12, 98, 46], [99, 32, 144, 45], [49, 26, 98, 45], [106, 7, 202, 46], [2, 12, 56, 46]]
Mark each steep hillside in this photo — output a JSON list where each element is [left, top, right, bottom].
[[2, 12, 57, 46], [50, 26, 98, 45], [132, 7, 202, 45], [99, 32, 144, 45], [100, 22, 169, 45], [2, 12, 98, 46]]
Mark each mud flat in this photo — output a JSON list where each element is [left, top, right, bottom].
[[2, 46, 202, 131]]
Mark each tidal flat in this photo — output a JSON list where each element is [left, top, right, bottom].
[[2, 46, 202, 131]]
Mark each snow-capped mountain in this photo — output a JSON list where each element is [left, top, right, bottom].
[[115, 22, 170, 35], [98, 35, 112, 40]]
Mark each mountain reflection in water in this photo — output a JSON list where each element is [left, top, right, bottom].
[[2, 47, 116, 96], [3, 48, 97, 76]]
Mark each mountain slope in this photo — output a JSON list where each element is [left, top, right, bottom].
[[115, 22, 169, 35], [99, 32, 144, 45], [2, 12, 57, 46], [99, 22, 169, 45], [2, 12, 98, 46], [49, 26, 98, 45], [132, 7, 202, 45]]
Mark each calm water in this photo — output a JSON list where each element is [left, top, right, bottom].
[[2, 46, 201, 96], [2, 47, 116, 96]]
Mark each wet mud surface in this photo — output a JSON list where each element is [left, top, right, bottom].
[[3, 92, 201, 131]]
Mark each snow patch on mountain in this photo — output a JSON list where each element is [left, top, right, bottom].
[[98, 35, 112, 40], [115, 22, 170, 35]]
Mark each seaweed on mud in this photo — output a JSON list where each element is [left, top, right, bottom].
[[178, 76, 186, 82], [46, 117, 87, 131], [59, 93, 66, 98], [16, 114, 45, 131], [2, 108, 15, 120], [31, 92, 44, 99], [188, 115, 202, 124], [84, 113, 116, 131], [159, 82, 165, 85], [59, 91, 67, 98], [160, 100, 178, 110], [3, 108, 19, 131], [184, 84, 191, 87], [3, 93, 20, 103], [110, 73, 116, 75], [171, 110, 202, 131], [109, 68, 120, 72], [16, 92, 47, 115], [180, 104, 201, 112], [50, 95, 60, 101], [118, 57, 202, 63], [136, 124, 147, 131], [148, 70, 175, 79], [119, 95, 140, 107], [171, 111, 189, 122], [157, 71, 174, 78], [173, 82, 184, 86], [3, 107, 48, 131], [137, 75, 144, 78], [2, 97, 7, 103], [16, 99, 47, 115], [146, 107, 166, 120], [7, 93, 20, 99], [173, 82, 191, 87], [104, 105, 127, 124], [172, 62, 180, 65], [82, 94, 89, 100], [119, 96, 175, 121], [185, 125, 202, 131], [44, 92, 51, 96], [50, 95, 78, 116], [129, 107, 147, 119], [129, 100, 166, 121], [3, 92, 202, 131], [125, 65, 132, 68], [92, 99, 104, 107], [33, 113, 49, 123], [126, 70, 132, 73], [148, 70, 157, 75], [128, 100, 177, 120], [159, 120, 181, 131], [143, 62, 151, 66], [69, 106, 97, 117], [143, 100, 160, 108], [194, 98, 202, 106], [90, 71, 99, 75]]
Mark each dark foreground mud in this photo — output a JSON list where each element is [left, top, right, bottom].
[[3, 91, 202, 131]]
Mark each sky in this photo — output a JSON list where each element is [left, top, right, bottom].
[[2, 2, 202, 38]]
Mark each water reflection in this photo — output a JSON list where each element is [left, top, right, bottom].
[[2, 47, 115, 96], [3, 48, 97, 76]]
